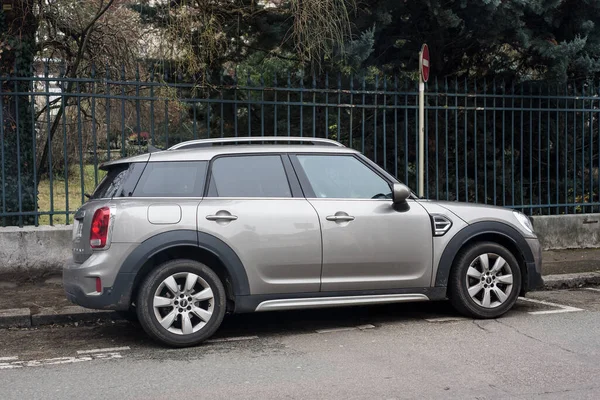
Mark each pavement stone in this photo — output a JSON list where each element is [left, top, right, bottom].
[[0, 308, 31, 328]]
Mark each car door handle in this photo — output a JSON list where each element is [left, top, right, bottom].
[[326, 215, 355, 222], [206, 214, 238, 221]]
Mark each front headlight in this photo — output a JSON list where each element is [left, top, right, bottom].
[[513, 211, 534, 234]]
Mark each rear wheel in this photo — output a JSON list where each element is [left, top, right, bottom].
[[136, 259, 226, 347], [448, 242, 521, 319]]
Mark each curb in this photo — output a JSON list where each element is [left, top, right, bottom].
[[0, 308, 31, 329], [541, 271, 600, 290], [0, 273, 599, 329], [32, 306, 121, 326], [0, 306, 122, 329]]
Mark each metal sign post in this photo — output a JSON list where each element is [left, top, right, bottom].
[[418, 44, 430, 198]]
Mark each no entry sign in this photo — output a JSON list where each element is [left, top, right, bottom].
[[420, 44, 430, 83]]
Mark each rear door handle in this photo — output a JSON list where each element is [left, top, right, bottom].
[[206, 212, 238, 222], [326, 215, 355, 222]]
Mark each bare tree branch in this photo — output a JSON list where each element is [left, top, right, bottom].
[[35, 97, 62, 119], [37, 0, 119, 178]]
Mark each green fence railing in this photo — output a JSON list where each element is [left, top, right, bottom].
[[1, 67, 599, 225]]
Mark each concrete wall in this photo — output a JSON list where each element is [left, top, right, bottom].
[[0, 225, 71, 278], [532, 214, 600, 250], [0, 214, 597, 276]]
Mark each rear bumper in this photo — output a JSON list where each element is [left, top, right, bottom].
[[63, 257, 135, 311]]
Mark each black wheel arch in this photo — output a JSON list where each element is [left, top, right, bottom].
[[434, 221, 535, 290], [112, 230, 250, 310]]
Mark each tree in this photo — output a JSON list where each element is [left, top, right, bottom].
[[347, 0, 600, 81], [1, 1, 38, 226], [2, 0, 145, 225], [126, 0, 600, 81], [35, 0, 144, 178], [130, 0, 356, 75]]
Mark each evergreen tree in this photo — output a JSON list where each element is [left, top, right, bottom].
[[350, 0, 600, 81], [0, 1, 38, 226], [129, 0, 600, 81]]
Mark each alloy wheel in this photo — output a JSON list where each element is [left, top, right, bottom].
[[465, 253, 514, 309], [152, 272, 215, 335]]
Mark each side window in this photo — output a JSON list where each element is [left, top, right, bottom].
[[133, 161, 207, 197], [208, 155, 292, 198], [296, 155, 391, 199]]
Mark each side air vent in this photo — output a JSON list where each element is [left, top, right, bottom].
[[431, 214, 452, 236]]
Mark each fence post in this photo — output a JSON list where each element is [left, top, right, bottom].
[[418, 45, 429, 197], [418, 65, 425, 197]]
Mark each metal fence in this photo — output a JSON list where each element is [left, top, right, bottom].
[[1, 67, 600, 225]]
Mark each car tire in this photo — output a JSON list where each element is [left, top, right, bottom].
[[136, 259, 226, 347], [448, 242, 522, 319]]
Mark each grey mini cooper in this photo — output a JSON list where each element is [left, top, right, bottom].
[[63, 137, 543, 347]]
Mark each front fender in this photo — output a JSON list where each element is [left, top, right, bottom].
[[434, 221, 535, 288]]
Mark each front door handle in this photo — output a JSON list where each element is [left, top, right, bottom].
[[326, 214, 355, 222], [206, 211, 238, 222]]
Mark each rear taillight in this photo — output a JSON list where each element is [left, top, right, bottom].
[[90, 207, 111, 249]]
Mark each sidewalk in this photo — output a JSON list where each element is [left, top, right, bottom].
[[1, 249, 599, 329], [0, 277, 118, 329], [541, 248, 600, 275]]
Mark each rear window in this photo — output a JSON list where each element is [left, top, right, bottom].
[[91, 163, 144, 199], [133, 161, 207, 197]]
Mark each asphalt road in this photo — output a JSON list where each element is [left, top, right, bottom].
[[1, 287, 600, 399]]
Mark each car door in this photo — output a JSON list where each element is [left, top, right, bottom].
[[291, 154, 433, 292], [196, 154, 322, 295]]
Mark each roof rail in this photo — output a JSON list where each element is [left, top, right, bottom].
[[167, 136, 345, 150]]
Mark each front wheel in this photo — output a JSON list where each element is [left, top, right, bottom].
[[136, 259, 226, 347], [448, 242, 522, 319]]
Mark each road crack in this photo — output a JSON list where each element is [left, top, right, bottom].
[[488, 383, 511, 395], [538, 386, 600, 395], [495, 319, 582, 356], [472, 320, 489, 332]]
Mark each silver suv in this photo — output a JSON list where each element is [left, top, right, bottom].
[[63, 137, 543, 347]]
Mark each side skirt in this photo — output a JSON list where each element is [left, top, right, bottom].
[[234, 287, 448, 313]]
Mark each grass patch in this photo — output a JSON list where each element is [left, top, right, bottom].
[[37, 165, 106, 225]]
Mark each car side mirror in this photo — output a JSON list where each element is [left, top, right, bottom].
[[392, 183, 411, 204]]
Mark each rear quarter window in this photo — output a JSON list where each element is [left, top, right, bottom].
[[133, 161, 208, 197]]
